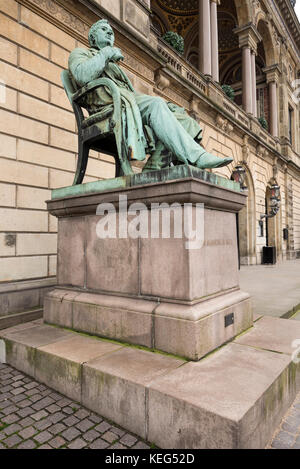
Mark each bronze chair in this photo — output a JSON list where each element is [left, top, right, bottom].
[[61, 70, 134, 185]]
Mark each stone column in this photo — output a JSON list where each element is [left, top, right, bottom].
[[251, 50, 257, 117], [234, 24, 262, 115], [210, 0, 219, 82], [264, 65, 281, 138], [199, 0, 212, 76], [269, 81, 278, 137], [242, 46, 253, 114]]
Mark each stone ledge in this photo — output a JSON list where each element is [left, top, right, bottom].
[[1, 317, 300, 448], [44, 288, 252, 360]]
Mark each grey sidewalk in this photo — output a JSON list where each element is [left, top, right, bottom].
[[239, 260, 300, 319], [0, 363, 151, 450]]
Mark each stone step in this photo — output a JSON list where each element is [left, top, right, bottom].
[[0, 316, 300, 449], [0, 308, 43, 331]]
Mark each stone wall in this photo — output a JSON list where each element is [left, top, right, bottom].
[[0, 0, 116, 312]]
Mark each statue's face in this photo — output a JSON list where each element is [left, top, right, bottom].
[[94, 23, 115, 48]]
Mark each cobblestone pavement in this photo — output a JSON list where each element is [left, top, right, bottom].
[[268, 391, 300, 449], [0, 363, 151, 450]]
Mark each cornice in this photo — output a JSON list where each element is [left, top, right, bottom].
[[274, 0, 300, 52]]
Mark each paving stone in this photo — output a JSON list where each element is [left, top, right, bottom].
[[110, 443, 127, 449], [31, 410, 48, 421], [19, 426, 37, 439], [74, 409, 90, 420], [49, 436, 66, 449], [38, 385, 47, 391], [132, 441, 151, 449], [46, 404, 61, 414], [24, 382, 39, 390], [89, 438, 110, 449], [76, 419, 94, 432], [26, 389, 40, 397], [17, 399, 32, 408], [48, 393, 63, 400], [2, 414, 19, 424], [38, 444, 52, 449], [120, 434, 138, 447], [1, 386, 12, 393], [102, 431, 118, 444], [0, 443, 4, 449], [110, 426, 125, 437], [83, 429, 100, 442], [89, 414, 103, 424], [34, 430, 52, 444], [48, 423, 66, 435], [32, 397, 55, 411], [2, 405, 18, 415], [29, 394, 44, 403], [271, 431, 296, 448], [95, 421, 111, 433], [17, 440, 37, 449], [0, 400, 12, 409], [3, 423, 22, 436], [3, 434, 22, 448], [64, 415, 80, 427], [281, 420, 300, 434], [56, 398, 72, 408], [17, 407, 34, 418], [11, 387, 26, 396], [12, 381, 24, 388], [62, 406, 74, 415], [19, 417, 35, 428], [12, 375, 25, 381], [48, 412, 65, 424], [61, 427, 81, 442], [68, 438, 87, 449], [34, 419, 52, 431]]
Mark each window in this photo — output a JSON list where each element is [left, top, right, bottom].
[[288, 106, 294, 145]]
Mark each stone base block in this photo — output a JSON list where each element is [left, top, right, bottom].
[[44, 288, 252, 360], [1, 317, 300, 448]]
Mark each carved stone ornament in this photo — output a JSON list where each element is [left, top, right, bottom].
[[256, 144, 268, 158], [155, 68, 171, 91], [216, 114, 233, 134]]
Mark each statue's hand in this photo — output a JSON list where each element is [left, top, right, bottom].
[[100, 46, 116, 61], [110, 47, 124, 62], [100, 46, 124, 63]]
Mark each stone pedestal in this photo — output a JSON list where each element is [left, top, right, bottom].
[[45, 166, 252, 360]]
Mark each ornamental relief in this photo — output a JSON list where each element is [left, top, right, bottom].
[[28, 0, 90, 35], [156, 0, 198, 15]]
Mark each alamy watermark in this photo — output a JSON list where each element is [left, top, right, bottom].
[[95, 195, 205, 250]]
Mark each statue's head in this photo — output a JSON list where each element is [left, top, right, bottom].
[[88, 20, 115, 49]]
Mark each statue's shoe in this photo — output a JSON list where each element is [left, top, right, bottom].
[[196, 152, 233, 169]]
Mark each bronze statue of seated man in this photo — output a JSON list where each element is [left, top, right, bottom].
[[68, 19, 233, 172]]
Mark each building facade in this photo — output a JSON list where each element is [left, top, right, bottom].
[[0, 0, 299, 316]]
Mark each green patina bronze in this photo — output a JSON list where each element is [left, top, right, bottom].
[[51, 165, 240, 200], [65, 19, 233, 185]]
